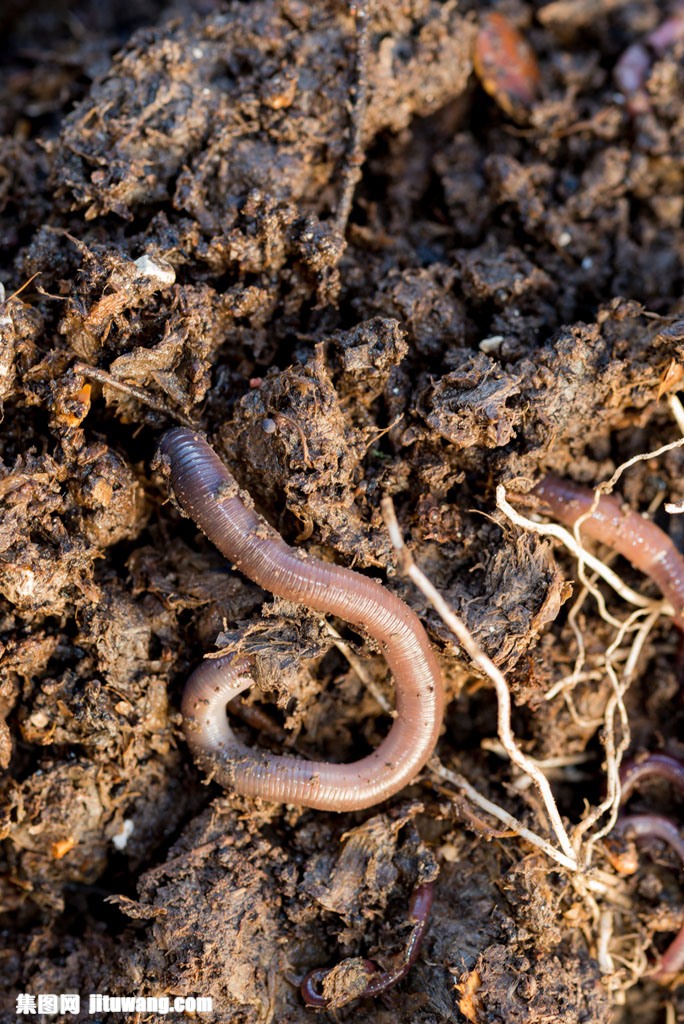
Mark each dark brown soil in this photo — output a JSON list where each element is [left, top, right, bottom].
[[1, 1, 683, 1021]]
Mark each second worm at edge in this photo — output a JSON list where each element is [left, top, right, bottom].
[[532, 474, 684, 628], [158, 428, 445, 812]]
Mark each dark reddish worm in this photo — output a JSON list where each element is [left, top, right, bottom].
[[158, 428, 444, 812], [300, 881, 434, 1008], [532, 475, 684, 629]]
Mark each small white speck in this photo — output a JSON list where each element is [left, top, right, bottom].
[[15, 568, 36, 598], [558, 231, 572, 247], [192, 47, 204, 59], [112, 818, 135, 851], [479, 335, 504, 354], [134, 255, 176, 287], [202, 87, 212, 97], [581, 256, 593, 270]]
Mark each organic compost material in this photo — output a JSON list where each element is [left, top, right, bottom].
[[1, 1, 683, 1021]]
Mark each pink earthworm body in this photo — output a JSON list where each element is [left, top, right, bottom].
[[158, 428, 444, 812], [300, 881, 434, 1008], [533, 477, 684, 980], [532, 474, 684, 629], [617, 754, 684, 980], [614, 812, 684, 979]]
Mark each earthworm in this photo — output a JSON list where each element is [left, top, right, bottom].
[[613, 813, 684, 980], [300, 881, 434, 1007], [620, 753, 684, 804], [534, 477, 684, 977], [618, 754, 684, 980], [158, 428, 444, 812], [614, 6, 684, 115], [532, 474, 684, 628]]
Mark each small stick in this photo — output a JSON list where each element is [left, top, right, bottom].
[[381, 495, 578, 871], [334, 1, 371, 236], [324, 621, 392, 714], [497, 489, 660, 617], [74, 362, 197, 428], [430, 759, 577, 871]]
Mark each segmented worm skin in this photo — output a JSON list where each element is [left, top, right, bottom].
[[532, 474, 684, 628], [159, 428, 444, 812]]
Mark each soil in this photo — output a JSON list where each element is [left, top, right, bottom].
[[1, 1, 683, 1022]]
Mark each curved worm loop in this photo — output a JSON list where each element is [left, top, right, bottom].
[[620, 753, 684, 805], [159, 428, 444, 812], [300, 881, 434, 1007], [300, 962, 376, 1010], [532, 475, 684, 629], [618, 753, 684, 980], [614, 813, 684, 980], [534, 476, 684, 979]]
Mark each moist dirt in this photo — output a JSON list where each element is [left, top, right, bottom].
[[0, 1, 683, 1022]]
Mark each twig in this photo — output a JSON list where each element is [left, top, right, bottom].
[[480, 741, 592, 771], [323, 620, 392, 714], [430, 759, 577, 871], [2, 271, 41, 304], [381, 496, 578, 871], [334, 1, 371, 236], [576, 603, 662, 864], [497, 488, 663, 617], [74, 362, 197, 428], [598, 433, 684, 495]]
